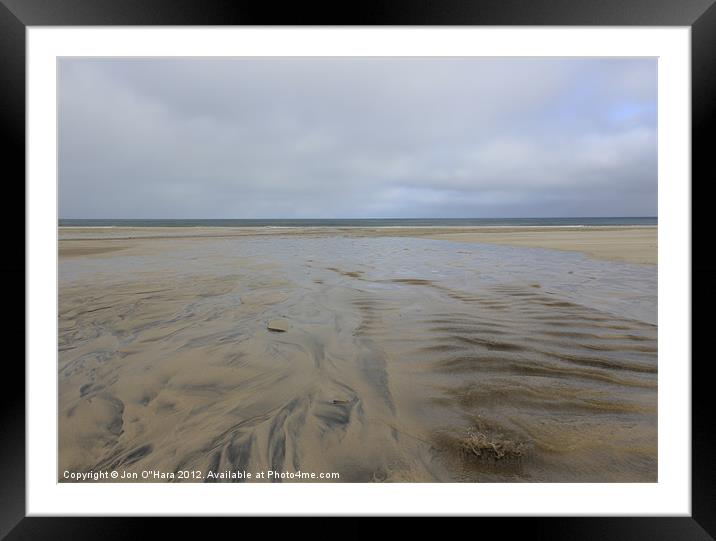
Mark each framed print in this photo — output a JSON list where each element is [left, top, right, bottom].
[[3, 0, 713, 537]]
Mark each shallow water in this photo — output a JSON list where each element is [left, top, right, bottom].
[[59, 236, 657, 482]]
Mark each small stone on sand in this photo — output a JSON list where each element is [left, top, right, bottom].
[[267, 319, 289, 332]]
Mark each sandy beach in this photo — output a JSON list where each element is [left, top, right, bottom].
[[60, 225, 657, 265], [58, 226, 657, 482]]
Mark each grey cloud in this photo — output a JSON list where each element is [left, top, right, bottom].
[[58, 57, 657, 218]]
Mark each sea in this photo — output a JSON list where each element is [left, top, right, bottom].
[[59, 217, 657, 227]]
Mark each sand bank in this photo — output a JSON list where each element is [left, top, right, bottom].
[[418, 227, 656, 265], [60, 225, 657, 265]]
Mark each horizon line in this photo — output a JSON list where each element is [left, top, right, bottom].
[[58, 216, 659, 220]]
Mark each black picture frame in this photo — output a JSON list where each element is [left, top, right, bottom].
[[2, 0, 711, 537]]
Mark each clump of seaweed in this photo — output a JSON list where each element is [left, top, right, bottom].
[[458, 428, 529, 461]]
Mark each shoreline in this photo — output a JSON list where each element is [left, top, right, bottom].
[[59, 225, 657, 265]]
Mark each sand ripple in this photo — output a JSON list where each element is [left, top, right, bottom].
[[59, 236, 657, 482]]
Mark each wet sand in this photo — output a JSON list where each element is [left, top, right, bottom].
[[58, 227, 657, 482]]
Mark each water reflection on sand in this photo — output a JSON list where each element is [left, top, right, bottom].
[[59, 236, 657, 482]]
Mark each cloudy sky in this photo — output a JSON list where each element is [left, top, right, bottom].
[[58, 57, 657, 218]]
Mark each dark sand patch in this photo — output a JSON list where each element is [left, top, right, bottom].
[[60, 244, 128, 258]]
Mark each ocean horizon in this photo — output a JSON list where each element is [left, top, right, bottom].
[[59, 217, 657, 228]]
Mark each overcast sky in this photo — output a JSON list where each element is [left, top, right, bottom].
[[58, 57, 657, 219]]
